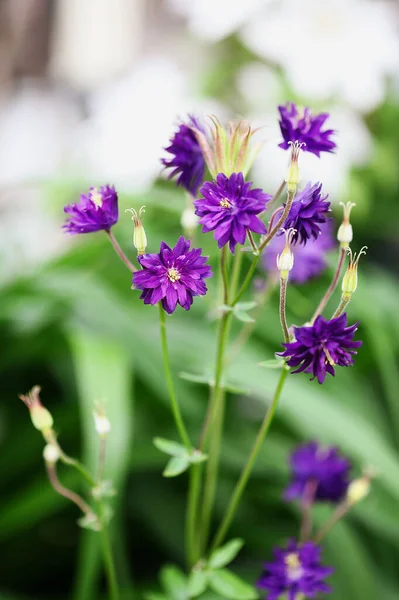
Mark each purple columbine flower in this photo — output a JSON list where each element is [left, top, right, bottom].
[[258, 539, 333, 600], [283, 182, 331, 245], [279, 313, 362, 384], [132, 236, 212, 314], [284, 441, 351, 504], [63, 185, 118, 234], [162, 115, 206, 196], [263, 222, 335, 284], [278, 103, 336, 157], [194, 172, 270, 253]]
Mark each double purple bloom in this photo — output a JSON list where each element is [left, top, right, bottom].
[[283, 182, 331, 245], [132, 236, 212, 314], [63, 185, 118, 234], [278, 103, 336, 157], [194, 172, 271, 253]]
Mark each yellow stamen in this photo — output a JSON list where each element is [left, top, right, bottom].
[[168, 268, 181, 282], [90, 188, 103, 206], [220, 198, 232, 209]]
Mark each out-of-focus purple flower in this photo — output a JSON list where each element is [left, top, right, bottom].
[[278, 103, 336, 157], [258, 539, 333, 600], [162, 115, 206, 196], [283, 182, 331, 245], [63, 185, 118, 234], [263, 222, 335, 284], [284, 441, 351, 504], [194, 172, 270, 253], [279, 313, 362, 384], [132, 236, 212, 314]]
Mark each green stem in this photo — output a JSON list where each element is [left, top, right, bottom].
[[258, 188, 296, 252], [232, 255, 260, 307], [221, 247, 229, 305], [211, 367, 288, 551], [158, 303, 191, 449], [311, 247, 346, 323], [279, 277, 290, 343], [99, 515, 119, 600], [106, 230, 137, 272], [230, 250, 243, 297], [332, 297, 349, 318], [186, 463, 202, 568]]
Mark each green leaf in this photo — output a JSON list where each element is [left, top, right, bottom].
[[208, 569, 258, 599], [234, 310, 255, 323], [160, 565, 187, 600], [188, 570, 209, 597], [218, 304, 233, 313], [154, 437, 186, 456], [235, 302, 257, 311], [257, 359, 285, 369], [163, 455, 190, 477], [208, 539, 245, 569]]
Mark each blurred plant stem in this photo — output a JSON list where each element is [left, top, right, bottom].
[[211, 367, 288, 551], [106, 230, 137, 273], [312, 247, 346, 322], [279, 277, 290, 343], [186, 463, 202, 568], [158, 303, 191, 449], [98, 510, 120, 600]]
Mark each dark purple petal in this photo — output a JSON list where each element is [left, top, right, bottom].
[[63, 185, 118, 234], [278, 103, 336, 157]]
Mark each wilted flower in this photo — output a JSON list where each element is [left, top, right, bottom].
[[284, 441, 351, 504], [278, 103, 336, 157], [282, 182, 331, 245], [194, 172, 270, 253], [279, 313, 362, 384], [63, 185, 118, 234], [263, 222, 335, 284], [258, 539, 333, 600], [132, 236, 212, 314], [162, 115, 206, 196]]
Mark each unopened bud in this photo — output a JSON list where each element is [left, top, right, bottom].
[[93, 405, 111, 437], [126, 206, 147, 255], [276, 228, 296, 280], [19, 386, 54, 433], [181, 205, 198, 234], [347, 476, 371, 506], [341, 246, 367, 301], [43, 443, 60, 464], [337, 202, 356, 248], [285, 141, 304, 192]]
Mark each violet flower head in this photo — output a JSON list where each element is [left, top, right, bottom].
[[263, 222, 335, 284], [132, 236, 212, 314], [162, 115, 206, 196], [278, 103, 336, 157], [283, 182, 331, 245], [258, 539, 333, 600], [63, 185, 118, 234], [194, 172, 270, 253], [284, 441, 351, 504], [279, 313, 362, 384]]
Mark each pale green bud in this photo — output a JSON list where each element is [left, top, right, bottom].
[[337, 202, 356, 248], [285, 141, 303, 192], [276, 228, 296, 280], [43, 443, 60, 464], [93, 404, 111, 437], [341, 246, 367, 301], [126, 206, 147, 255], [19, 386, 54, 433]]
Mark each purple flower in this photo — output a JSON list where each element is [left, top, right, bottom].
[[278, 103, 336, 157], [283, 182, 331, 245], [132, 236, 212, 314], [279, 313, 362, 384], [284, 441, 351, 504], [63, 185, 118, 234], [162, 115, 206, 196], [194, 172, 270, 253], [263, 222, 335, 284], [258, 539, 333, 600]]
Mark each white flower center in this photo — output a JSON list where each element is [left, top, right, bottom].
[[219, 198, 232, 209], [90, 188, 103, 206], [285, 553, 304, 582], [167, 268, 181, 282]]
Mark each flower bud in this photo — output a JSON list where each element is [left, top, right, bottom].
[[337, 202, 356, 248], [43, 443, 60, 464], [93, 405, 111, 437], [285, 141, 303, 193], [347, 477, 370, 506], [19, 386, 54, 433], [276, 228, 296, 280], [126, 206, 147, 255], [181, 205, 198, 235], [341, 246, 367, 301]]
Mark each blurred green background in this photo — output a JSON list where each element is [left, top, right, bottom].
[[1, 1, 399, 599]]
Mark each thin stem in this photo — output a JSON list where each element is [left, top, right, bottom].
[[221, 247, 229, 305], [211, 367, 288, 551], [230, 250, 243, 298], [96, 436, 107, 483], [49, 441, 97, 487], [247, 231, 259, 255], [232, 255, 260, 307], [258, 189, 296, 252], [106, 230, 137, 272], [311, 247, 346, 323], [268, 180, 286, 212], [186, 463, 202, 568], [46, 463, 92, 515], [299, 480, 318, 542], [158, 303, 191, 449], [332, 297, 350, 319], [279, 278, 290, 343], [99, 510, 120, 600], [314, 502, 349, 544]]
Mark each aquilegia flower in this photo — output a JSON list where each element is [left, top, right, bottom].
[[263, 222, 335, 284], [258, 539, 333, 600], [162, 115, 206, 196], [194, 172, 270, 253], [282, 182, 331, 245], [278, 103, 336, 157], [279, 313, 362, 384], [284, 441, 351, 504], [132, 236, 212, 314], [63, 185, 118, 234]]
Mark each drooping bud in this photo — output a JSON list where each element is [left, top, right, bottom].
[[191, 116, 263, 179], [93, 404, 111, 438], [43, 443, 60, 464], [19, 386, 54, 433], [285, 141, 304, 193], [337, 202, 356, 248], [181, 205, 198, 237], [341, 246, 367, 301], [126, 207, 147, 255], [346, 468, 375, 506], [276, 228, 296, 280]]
